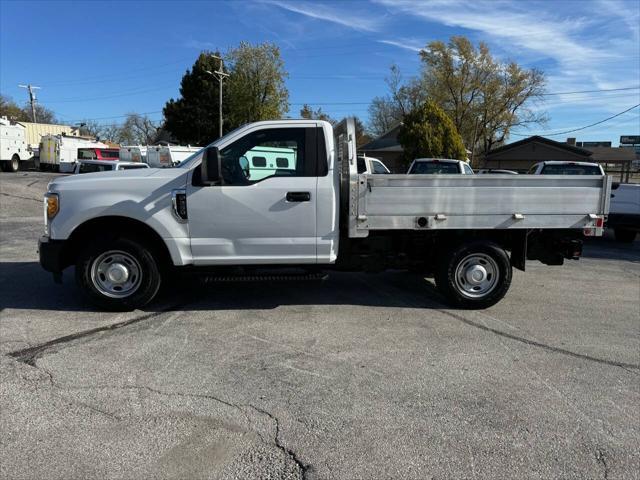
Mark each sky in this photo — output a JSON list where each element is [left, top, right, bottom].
[[1, 0, 639, 145]]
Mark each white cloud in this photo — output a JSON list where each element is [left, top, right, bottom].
[[374, 0, 640, 113], [378, 39, 424, 52], [183, 38, 217, 50], [262, 0, 381, 32]]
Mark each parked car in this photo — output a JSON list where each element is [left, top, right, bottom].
[[74, 160, 150, 174], [407, 158, 474, 174], [357, 155, 391, 174], [39, 118, 610, 311], [528, 161, 605, 175], [607, 183, 640, 242], [477, 169, 518, 175]]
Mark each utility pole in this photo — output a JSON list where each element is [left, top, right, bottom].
[[205, 55, 229, 138], [18, 84, 41, 122]]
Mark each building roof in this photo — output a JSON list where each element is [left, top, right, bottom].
[[585, 146, 637, 162], [360, 123, 402, 152], [485, 135, 593, 158]]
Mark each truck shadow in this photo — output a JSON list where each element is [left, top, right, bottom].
[[581, 233, 639, 263], [0, 261, 448, 313]]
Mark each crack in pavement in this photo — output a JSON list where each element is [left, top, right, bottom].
[[21, 373, 309, 480], [7, 300, 193, 366], [0, 192, 41, 203], [246, 404, 310, 479], [439, 309, 640, 371], [355, 274, 640, 371], [596, 448, 610, 480]]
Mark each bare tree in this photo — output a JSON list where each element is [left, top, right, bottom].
[[367, 65, 425, 136], [120, 113, 159, 144]]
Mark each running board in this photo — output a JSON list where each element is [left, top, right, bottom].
[[201, 272, 328, 283]]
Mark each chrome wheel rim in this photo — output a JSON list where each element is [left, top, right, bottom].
[[454, 253, 499, 299], [90, 250, 142, 298]]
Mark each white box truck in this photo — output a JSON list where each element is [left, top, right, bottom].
[[0, 117, 28, 172], [119, 146, 147, 163], [38, 135, 108, 173], [146, 145, 200, 168], [39, 118, 610, 311]]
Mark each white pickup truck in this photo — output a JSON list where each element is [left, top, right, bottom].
[[39, 118, 611, 311]]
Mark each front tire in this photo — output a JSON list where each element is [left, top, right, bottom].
[[0, 155, 18, 172], [435, 241, 512, 309], [76, 237, 162, 311]]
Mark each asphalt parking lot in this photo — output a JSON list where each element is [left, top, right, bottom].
[[1, 170, 638, 480]]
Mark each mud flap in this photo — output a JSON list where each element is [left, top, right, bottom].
[[510, 230, 527, 272]]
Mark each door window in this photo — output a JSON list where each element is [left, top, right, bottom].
[[463, 163, 474, 174], [219, 128, 307, 185], [372, 160, 389, 174]]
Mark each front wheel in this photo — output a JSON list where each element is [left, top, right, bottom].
[[1, 155, 18, 172], [435, 241, 512, 309], [76, 237, 162, 311]]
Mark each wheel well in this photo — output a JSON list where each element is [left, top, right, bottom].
[[61, 216, 173, 270], [12, 154, 20, 160]]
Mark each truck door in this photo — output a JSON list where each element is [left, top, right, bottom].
[[186, 125, 321, 265]]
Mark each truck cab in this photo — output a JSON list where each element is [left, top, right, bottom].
[[357, 155, 391, 174]]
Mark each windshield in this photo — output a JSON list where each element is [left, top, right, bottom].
[[540, 164, 602, 175], [410, 162, 460, 174]]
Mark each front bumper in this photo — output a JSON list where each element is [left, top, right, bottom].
[[39, 236, 66, 273]]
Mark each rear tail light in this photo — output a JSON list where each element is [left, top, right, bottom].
[[583, 214, 604, 237]]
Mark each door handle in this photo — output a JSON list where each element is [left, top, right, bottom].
[[286, 191, 311, 202]]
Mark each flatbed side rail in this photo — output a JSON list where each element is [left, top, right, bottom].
[[353, 174, 612, 236]]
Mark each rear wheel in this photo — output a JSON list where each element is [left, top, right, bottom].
[[435, 241, 512, 309], [76, 237, 162, 311], [614, 228, 637, 243]]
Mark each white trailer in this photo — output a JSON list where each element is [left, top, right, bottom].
[[119, 146, 148, 163], [38, 135, 108, 173], [0, 117, 28, 172], [146, 145, 200, 168]]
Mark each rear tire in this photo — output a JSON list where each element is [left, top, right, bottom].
[[435, 241, 512, 309], [75, 237, 162, 311], [614, 228, 637, 243]]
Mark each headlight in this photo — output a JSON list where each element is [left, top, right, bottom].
[[44, 193, 59, 235], [45, 192, 59, 219]]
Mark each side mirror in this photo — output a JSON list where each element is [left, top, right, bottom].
[[201, 146, 222, 185]]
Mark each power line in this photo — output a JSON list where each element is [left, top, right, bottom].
[[510, 104, 640, 137], [540, 86, 640, 96]]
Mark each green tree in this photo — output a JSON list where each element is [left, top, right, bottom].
[[225, 42, 289, 127], [163, 51, 225, 145], [419, 36, 546, 154], [398, 101, 466, 166], [164, 43, 289, 145], [0, 95, 25, 121], [0, 94, 58, 124]]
